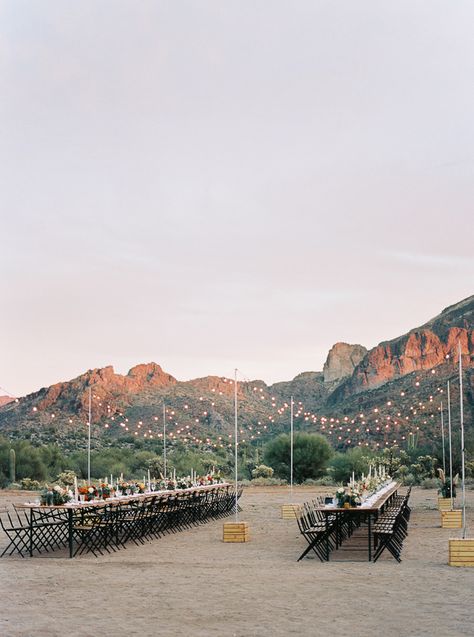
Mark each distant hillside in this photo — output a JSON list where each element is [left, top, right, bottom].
[[0, 295, 472, 453]]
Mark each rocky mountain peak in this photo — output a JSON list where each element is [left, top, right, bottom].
[[323, 343, 368, 383]]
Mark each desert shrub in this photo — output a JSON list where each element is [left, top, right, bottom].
[[313, 476, 337, 486], [402, 473, 417, 486], [252, 464, 274, 479], [250, 477, 287, 486], [20, 478, 41, 490], [56, 470, 76, 486], [420, 478, 438, 489]]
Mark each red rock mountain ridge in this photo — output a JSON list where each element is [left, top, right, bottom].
[[0, 295, 472, 442], [36, 363, 176, 421], [0, 396, 15, 407], [331, 295, 474, 401], [323, 343, 368, 383]]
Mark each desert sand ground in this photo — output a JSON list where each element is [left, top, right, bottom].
[[1, 486, 473, 637]]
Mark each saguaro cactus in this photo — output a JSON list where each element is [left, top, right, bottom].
[[9, 448, 16, 483]]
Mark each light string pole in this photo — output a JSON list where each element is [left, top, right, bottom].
[[458, 341, 466, 538], [234, 368, 238, 522], [290, 395, 294, 500], [87, 387, 92, 485], [440, 401, 446, 476], [163, 402, 167, 479], [447, 380, 453, 510]]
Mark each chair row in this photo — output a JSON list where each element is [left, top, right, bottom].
[[295, 496, 358, 562], [372, 489, 411, 562], [0, 485, 242, 558]]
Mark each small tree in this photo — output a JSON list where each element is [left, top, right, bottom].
[[329, 448, 371, 483], [264, 433, 333, 482]]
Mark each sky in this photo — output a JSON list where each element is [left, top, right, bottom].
[[1, 1, 473, 397]]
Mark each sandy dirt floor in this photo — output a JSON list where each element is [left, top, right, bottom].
[[1, 486, 474, 637]]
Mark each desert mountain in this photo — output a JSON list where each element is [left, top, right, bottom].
[[0, 295, 472, 452]]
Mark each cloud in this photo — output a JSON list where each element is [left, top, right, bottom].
[[384, 251, 474, 269]]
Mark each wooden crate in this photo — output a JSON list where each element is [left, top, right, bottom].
[[449, 539, 474, 567], [223, 522, 249, 543], [441, 510, 462, 529], [281, 504, 301, 519], [438, 497, 454, 511]]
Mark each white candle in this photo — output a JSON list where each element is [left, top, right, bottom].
[[173, 468, 176, 481], [74, 476, 78, 502], [148, 469, 151, 490]]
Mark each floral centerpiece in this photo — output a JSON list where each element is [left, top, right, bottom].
[[118, 482, 131, 496], [41, 484, 71, 506], [78, 485, 98, 502], [166, 479, 177, 491], [98, 483, 111, 499], [438, 469, 458, 498], [336, 485, 361, 508]]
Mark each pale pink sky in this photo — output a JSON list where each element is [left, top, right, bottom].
[[1, 1, 473, 396]]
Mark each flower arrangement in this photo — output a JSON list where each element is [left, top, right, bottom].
[[336, 486, 360, 508], [166, 479, 177, 491], [438, 469, 458, 498], [98, 484, 111, 499], [41, 484, 71, 506], [78, 485, 98, 501]]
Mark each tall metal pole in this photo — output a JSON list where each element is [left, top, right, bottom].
[[440, 401, 446, 475], [290, 396, 294, 499], [87, 387, 92, 484], [458, 341, 466, 538], [163, 402, 167, 479], [447, 380, 453, 510], [234, 368, 238, 522]]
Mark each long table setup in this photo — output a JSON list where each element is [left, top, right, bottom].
[[296, 476, 411, 562], [0, 483, 240, 559]]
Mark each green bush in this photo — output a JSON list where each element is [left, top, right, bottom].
[[312, 476, 337, 486], [420, 478, 438, 489], [20, 478, 41, 490], [56, 471, 76, 486], [251, 464, 274, 479], [264, 433, 333, 482], [402, 473, 417, 486], [241, 477, 287, 487], [328, 448, 370, 483]]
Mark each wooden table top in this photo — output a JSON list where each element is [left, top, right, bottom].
[[314, 482, 400, 513], [15, 482, 231, 510]]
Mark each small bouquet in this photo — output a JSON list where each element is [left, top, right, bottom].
[[41, 485, 71, 506], [99, 483, 111, 499]]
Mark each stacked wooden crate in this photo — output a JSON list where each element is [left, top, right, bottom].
[[280, 504, 301, 519], [223, 522, 249, 543], [449, 539, 474, 567], [441, 510, 462, 528]]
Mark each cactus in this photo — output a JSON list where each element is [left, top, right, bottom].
[[9, 448, 16, 483]]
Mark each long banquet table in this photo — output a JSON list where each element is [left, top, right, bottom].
[[3, 483, 236, 559], [312, 482, 400, 561]]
